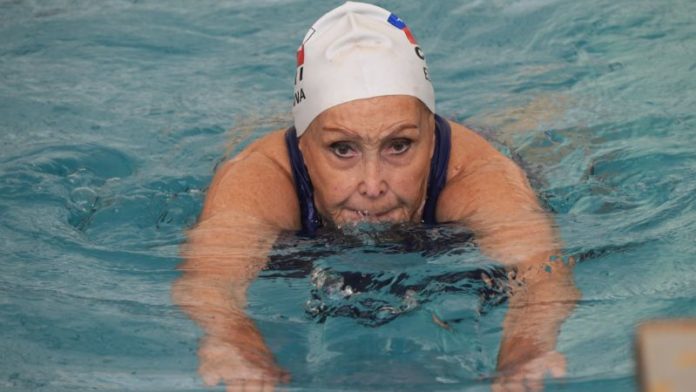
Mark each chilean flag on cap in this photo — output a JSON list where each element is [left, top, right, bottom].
[[387, 13, 417, 45], [297, 45, 305, 67]]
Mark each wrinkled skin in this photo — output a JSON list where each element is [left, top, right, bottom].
[[299, 96, 435, 226]]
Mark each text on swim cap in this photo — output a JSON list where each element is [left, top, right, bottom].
[[387, 12, 430, 81], [294, 44, 306, 106], [293, 88, 306, 106]]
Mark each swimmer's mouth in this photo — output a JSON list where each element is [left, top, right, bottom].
[[347, 208, 397, 221]]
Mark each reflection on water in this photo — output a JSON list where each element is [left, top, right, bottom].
[[263, 225, 508, 327]]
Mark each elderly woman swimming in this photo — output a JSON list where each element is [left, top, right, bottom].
[[173, 2, 580, 391]]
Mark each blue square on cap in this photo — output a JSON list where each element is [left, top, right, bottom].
[[387, 13, 406, 29]]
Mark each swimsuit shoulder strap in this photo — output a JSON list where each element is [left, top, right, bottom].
[[422, 114, 452, 224], [284, 126, 321, 236]]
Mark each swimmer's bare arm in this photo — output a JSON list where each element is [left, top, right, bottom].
[[172, 130, 298, 387], [438, 123, 580, 383]]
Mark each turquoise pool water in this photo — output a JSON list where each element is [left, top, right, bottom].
[[1, 0, 695, 390]]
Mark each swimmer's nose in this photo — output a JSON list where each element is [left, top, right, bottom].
[[358, 158, 387, 198]]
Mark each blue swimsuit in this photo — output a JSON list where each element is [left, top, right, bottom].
[[285, 114, 451, 236]]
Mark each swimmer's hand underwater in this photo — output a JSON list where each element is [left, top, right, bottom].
[[493, 350, 567, 392], [198, 331, 289, 391], [172, 213, 292, 392]]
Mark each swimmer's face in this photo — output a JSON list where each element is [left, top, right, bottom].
[[299, 95, 435, 226]]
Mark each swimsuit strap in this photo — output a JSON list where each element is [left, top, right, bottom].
[[422, 114, 452, 224], [285, 127, 322, 236], [284, 113, 451, 235]]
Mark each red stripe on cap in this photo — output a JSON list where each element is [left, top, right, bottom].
[[297, 45, 305, 67], [403, 27, 417, 45]]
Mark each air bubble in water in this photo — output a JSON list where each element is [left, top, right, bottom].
[[70, 186, 98, 211]]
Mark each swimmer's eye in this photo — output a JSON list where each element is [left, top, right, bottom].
[[386, 138, 412, 155], [330, 142, 358, 158]]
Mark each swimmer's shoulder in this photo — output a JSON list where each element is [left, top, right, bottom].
[[201, 128, 299, 229], [228, 128, 293, 174], [438, 120, 534, 221], [446, 120, 508, 181], [438, 120, 520, 221]]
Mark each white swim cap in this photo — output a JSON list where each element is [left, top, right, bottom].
[[292, 1, 435, 136]]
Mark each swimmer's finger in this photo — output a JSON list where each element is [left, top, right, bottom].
[[491, 380, 507, 392], [224, 380, 241, 392], [227, 379, 255, 392], [548, 351, 567, 378], [199, 365, 221, 387], [264, 378, 280, 392], [493, 372, 526, 392], [494, 379, 525, 392], [525, 376, 543, 392], [197, 351, 219, 385], [550, 364, 566, 378], [239, 379, 265, 392]]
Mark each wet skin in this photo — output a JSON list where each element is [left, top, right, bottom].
[[172, 95, 580, 392]]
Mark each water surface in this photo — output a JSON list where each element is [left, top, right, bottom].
[[1, 0, 696, 390]]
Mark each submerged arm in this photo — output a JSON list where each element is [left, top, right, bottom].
[[173, 214, 286, 387], [439, 127, 580, 390], [172, 149, 298, 390]]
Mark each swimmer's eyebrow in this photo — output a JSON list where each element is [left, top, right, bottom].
[[321, 122, 420, 139]]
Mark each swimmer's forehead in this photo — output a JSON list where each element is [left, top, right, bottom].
[[308, 95, 431, 137]]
